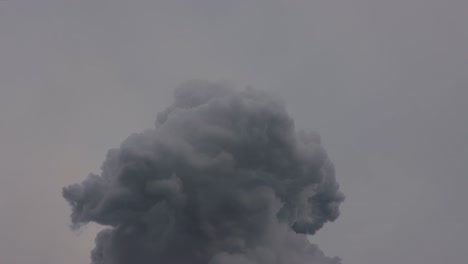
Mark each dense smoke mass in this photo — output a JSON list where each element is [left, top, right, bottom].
[[63, 81, 344, 264]]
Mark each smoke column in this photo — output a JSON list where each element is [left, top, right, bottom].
[[63, 81, 344, 264]]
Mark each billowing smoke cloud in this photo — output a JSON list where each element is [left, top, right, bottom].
[[63, 81, 344, 264]]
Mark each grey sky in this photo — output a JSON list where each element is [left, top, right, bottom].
[[0, 1, 467, 264]]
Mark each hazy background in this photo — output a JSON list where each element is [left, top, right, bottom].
[[1, 1, 467, 264]]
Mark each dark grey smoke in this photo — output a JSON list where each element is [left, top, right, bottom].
[[63, 81, 344, 264]]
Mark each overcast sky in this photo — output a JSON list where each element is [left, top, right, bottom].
[[1, 1, 467, 264]]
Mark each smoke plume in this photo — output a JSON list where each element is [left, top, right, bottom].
[[63, 81, 344, 264]]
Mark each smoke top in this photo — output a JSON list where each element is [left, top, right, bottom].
[[63, 81, 344, 264]]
